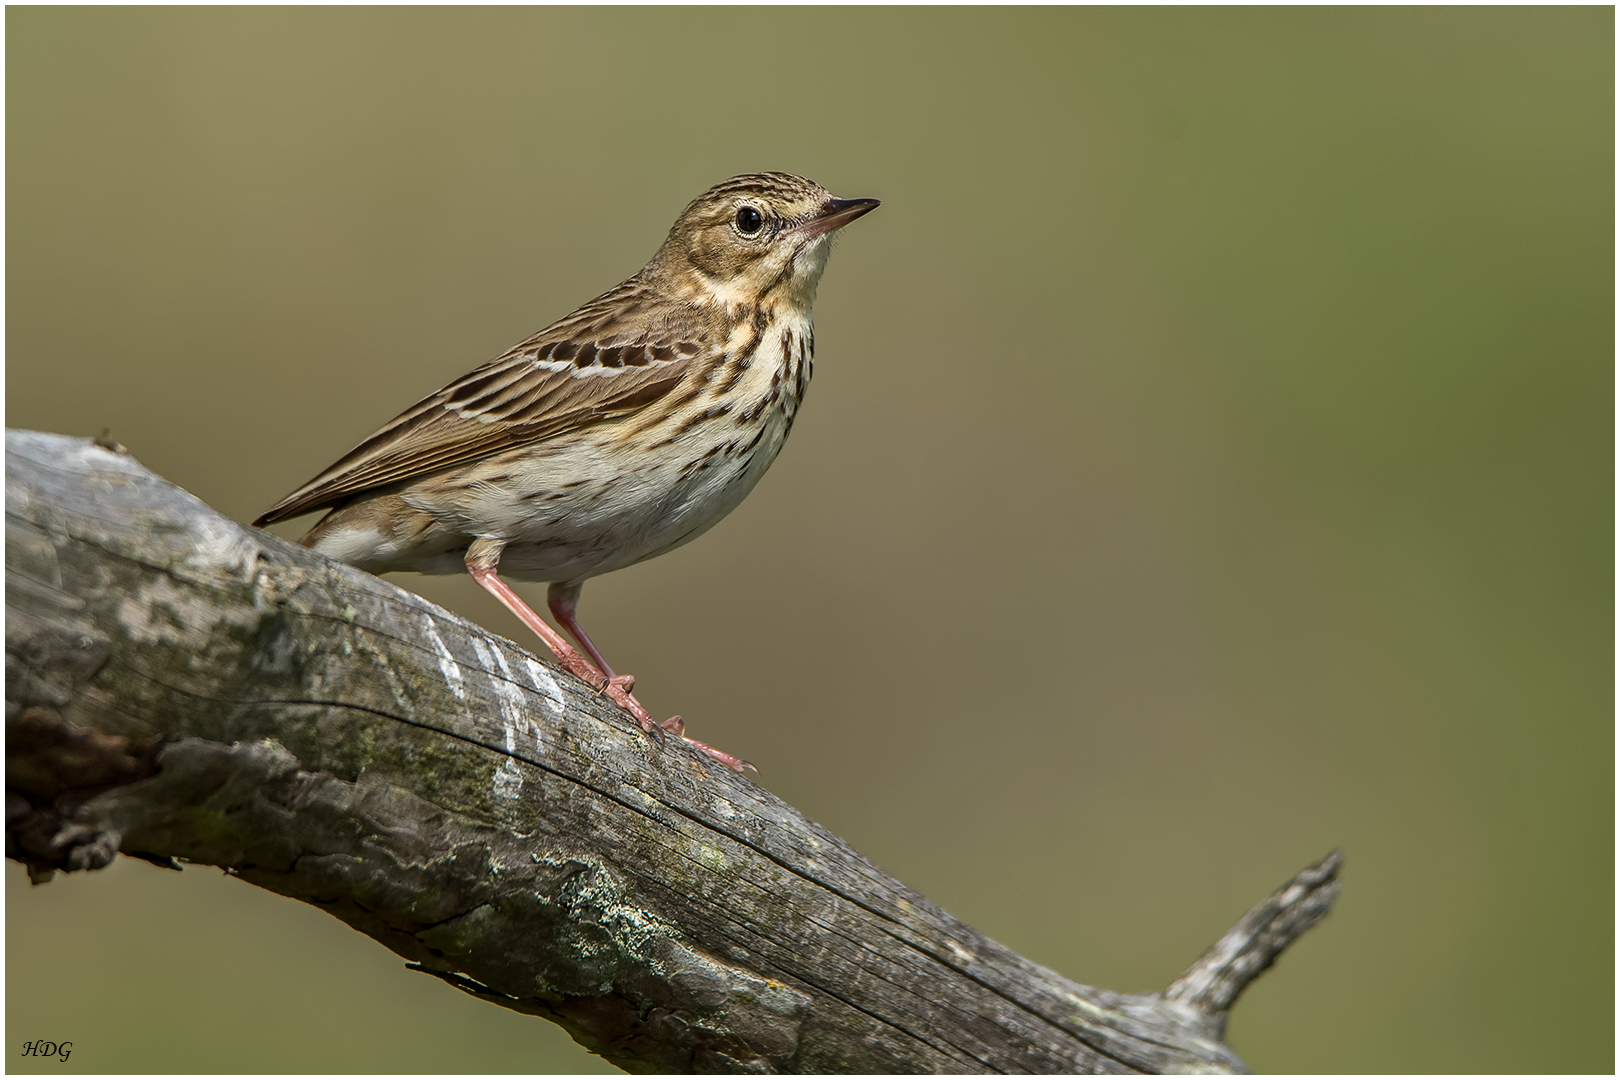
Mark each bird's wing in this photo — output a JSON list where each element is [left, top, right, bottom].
[[254, 302, 716, 526]]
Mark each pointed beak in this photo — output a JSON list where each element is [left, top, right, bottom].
[[797, 197, 881, 239]]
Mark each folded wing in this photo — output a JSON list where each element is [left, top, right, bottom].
[[254, 322, 711, 527]]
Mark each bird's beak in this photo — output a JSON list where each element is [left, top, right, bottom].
[[797, 197, 881, 239]]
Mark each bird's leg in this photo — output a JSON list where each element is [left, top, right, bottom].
[[545, 577, 754, 774], [464, 554, 607, 688], [464, 546, 755, 768], [465, 560, 662, 733], [547, 581, 632, 690]]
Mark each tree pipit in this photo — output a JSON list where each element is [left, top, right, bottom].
[[256, 173, 879, 771]]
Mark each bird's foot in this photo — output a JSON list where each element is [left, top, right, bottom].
[[597, 678, 755, 774], [598, 676, 666, 740], [549, 643, 618, 695], [546, 648, 669, 747], [681, 736, 756, 774]]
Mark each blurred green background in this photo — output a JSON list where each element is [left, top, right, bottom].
[[7, 7, 1612, 1073]]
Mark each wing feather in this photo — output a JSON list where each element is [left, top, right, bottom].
[[254, 290, 716, 526]]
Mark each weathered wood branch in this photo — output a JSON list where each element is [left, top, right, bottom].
[[5, 429, 1341, 1074]]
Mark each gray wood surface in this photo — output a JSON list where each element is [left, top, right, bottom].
[[5, 429, 1341, 1074]]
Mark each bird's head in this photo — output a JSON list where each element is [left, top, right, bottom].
[[650, 172, 879, 315]]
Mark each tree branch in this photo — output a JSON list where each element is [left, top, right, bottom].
[[5, 429, 1340, 1074]]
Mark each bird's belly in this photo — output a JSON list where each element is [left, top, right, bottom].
[[424, 408, 793, 583]]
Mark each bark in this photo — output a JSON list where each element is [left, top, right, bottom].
[[5, 429, 1341, 1074]]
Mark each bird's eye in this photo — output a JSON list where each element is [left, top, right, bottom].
[[735, 206, 764, 236]]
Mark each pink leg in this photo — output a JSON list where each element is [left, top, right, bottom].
[[548, 582, 620, 681], [467, 564, 603, 686], [465, 559, 753, 773]]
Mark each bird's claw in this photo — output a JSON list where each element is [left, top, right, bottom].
[[602, 690, 752, 773], [684, 737, 756, 774], [558, 654, 752, 774]]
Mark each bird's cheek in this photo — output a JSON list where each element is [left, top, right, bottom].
[[684, 232, 730, 276]]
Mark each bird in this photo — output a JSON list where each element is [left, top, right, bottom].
[[254, 172, 879, 772]]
